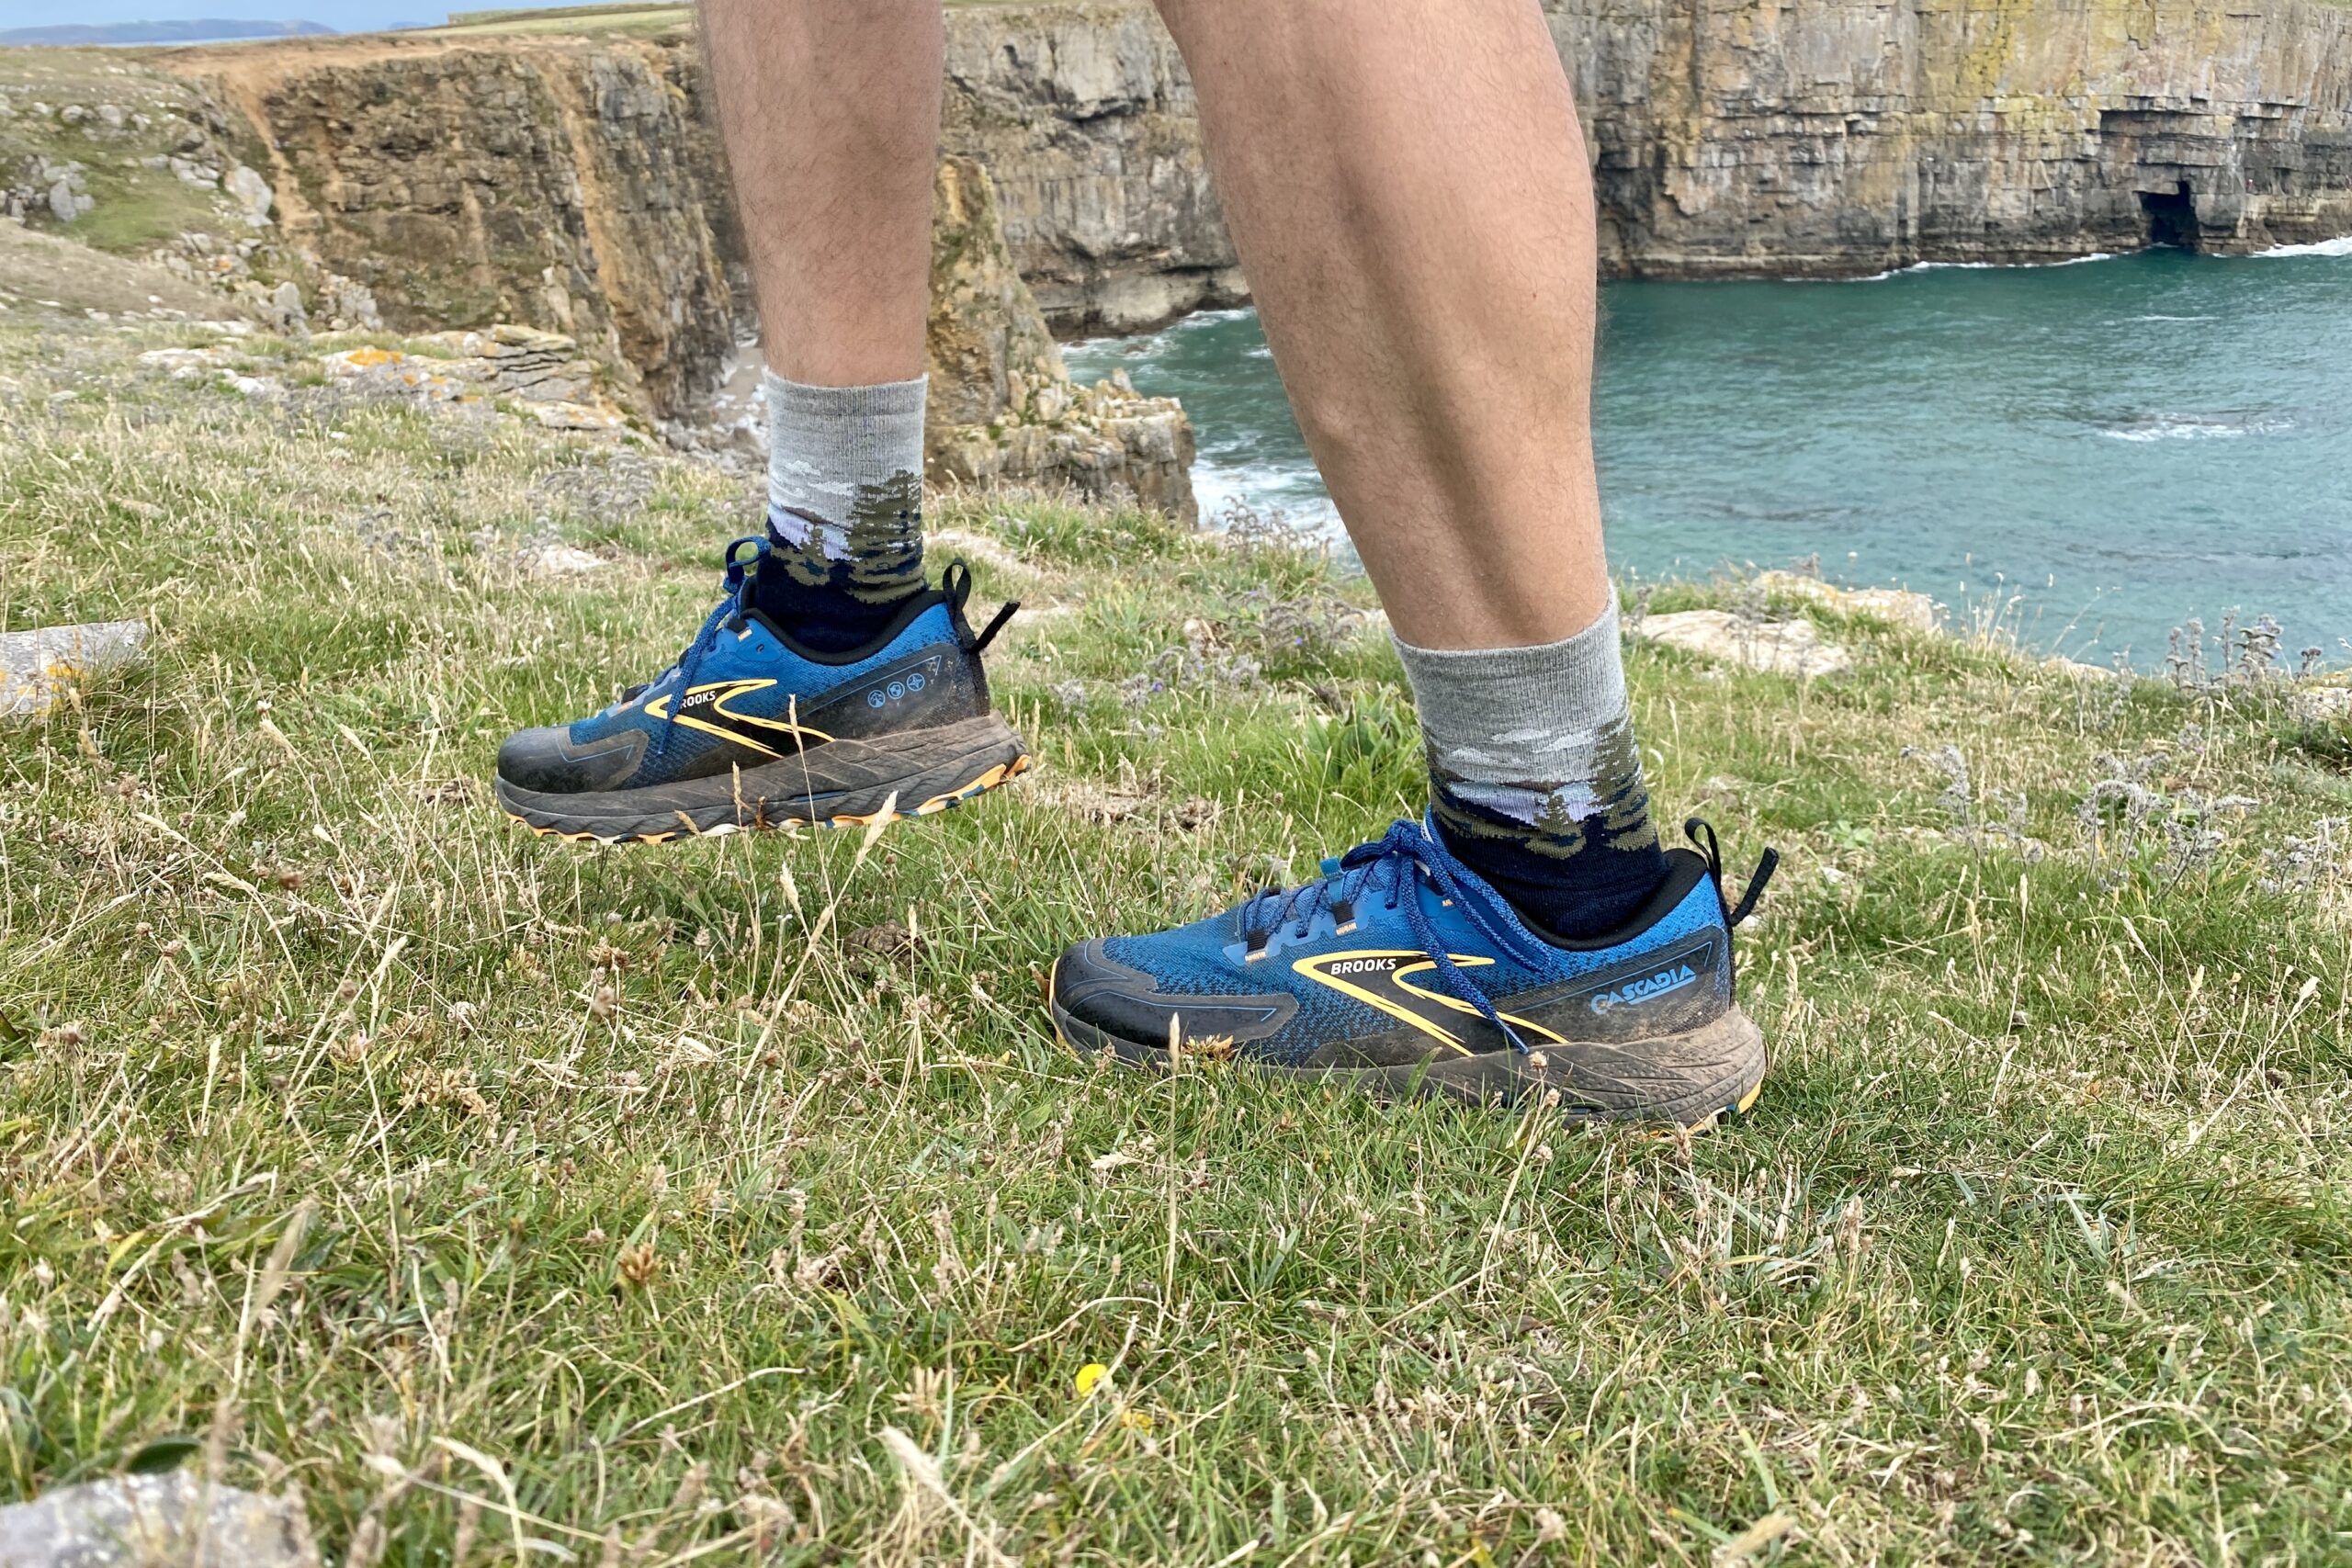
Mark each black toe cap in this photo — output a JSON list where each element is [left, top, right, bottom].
[[495, 724, 648, 795], [1051, 940, 1296, 1052]]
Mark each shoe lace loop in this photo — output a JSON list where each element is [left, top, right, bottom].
[[1241, 820, 1550, 1055]]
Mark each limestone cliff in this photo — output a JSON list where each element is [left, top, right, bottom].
[[1549, 0, 2352, 276], [138, 0, 2352, 423], [185, 37, 736, 413], [939, 3, 1243, 336], [943, 0, 2352, 299], [927, 155, 1196, 523], [161, 31, 1197, 518]]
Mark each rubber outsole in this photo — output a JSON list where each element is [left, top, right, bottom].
[[1046, 964, 1766, 1128], [494, 715, 1030, 845]]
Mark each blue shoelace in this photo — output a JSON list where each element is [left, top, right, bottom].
[[628, 535, 770, 758], [1239, 819, 1552, 1055]]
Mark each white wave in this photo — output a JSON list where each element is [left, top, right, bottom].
[[1168, 307, 1263, 331], [2120, 313, 2216, 322], [1190, 461, 1341, 532], [2099, 415, 2292, 443], [2255, 234, 2352, 258], [1829, 252, 2120, 282]]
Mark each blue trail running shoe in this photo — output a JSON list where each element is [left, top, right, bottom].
[[1049, 817, 1778, 1122], [494, 540, 1029, 843]]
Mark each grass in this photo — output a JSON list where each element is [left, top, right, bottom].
[[425, 0, 1035, 33], [421, 6, 693, 40], [4, 303, 2352, 1566], [0, 50, 250, 257]]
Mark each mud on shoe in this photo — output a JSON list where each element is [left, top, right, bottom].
[[1048, 817, 1778, 1125], [494, 542, 1029, 843]]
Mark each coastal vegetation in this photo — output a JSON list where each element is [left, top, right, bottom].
[[5, 290, 2351, 1560]]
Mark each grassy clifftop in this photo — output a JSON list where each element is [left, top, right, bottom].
[[4, 288, 2352, 1562]]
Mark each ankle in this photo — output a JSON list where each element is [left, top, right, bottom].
[[752, 550, 922, 655], [1437, 814, 1668, 941]]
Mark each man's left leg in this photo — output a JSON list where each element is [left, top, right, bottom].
[[493, 0, 1029, 841]]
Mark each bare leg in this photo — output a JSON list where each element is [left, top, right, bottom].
[[1154, 0, 1666, 938], [701, 0, 944, 649], [701, 0, 942, 388], [1152, 0, 1605, 650]]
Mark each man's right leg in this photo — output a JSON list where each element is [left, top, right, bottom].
[[492, 0, 1027, 842], [1047, 0, 1774, 1117]]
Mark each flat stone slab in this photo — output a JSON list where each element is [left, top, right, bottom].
[[0, 621, 148, 717], [1752, 570, 1940, 635], [514, 539, 607, 578], [0, 1472, 320, 1567], [1633, 609, 1854, 678]]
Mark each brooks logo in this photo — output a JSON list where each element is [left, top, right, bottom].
[[1588, 963, 1700, 1014]]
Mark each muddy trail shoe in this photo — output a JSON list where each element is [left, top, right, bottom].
[[495, 541, 1028, 843], [1049, 817, 1778, 1123]]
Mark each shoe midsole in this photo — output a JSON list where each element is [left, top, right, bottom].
[[1049, 984, 1765, 1121], [496, 714, 1024, 825]]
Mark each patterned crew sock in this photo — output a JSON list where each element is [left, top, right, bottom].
[[756, 370, 930, 654], [1394, 591, 1670, 941]]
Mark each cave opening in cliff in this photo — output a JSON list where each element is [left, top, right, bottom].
[[2141, 181, 2200, 249]]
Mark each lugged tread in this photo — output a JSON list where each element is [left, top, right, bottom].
[[1047, 962, 1766, 1127]]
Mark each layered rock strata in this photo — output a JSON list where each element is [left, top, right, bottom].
[[185, 39, 738, 414], [164, 34, 1195, 516], [141, 0, 2352, 434], [943, 0, 2352, 300], [939, 3, 1243, 336], [1547, 0, 2352, 276], [928, 156, 1197, 524]]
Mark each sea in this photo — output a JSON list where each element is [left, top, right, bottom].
[[1064, 243, 2352, 667]]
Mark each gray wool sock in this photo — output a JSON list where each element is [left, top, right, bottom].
[[763, 369, 929, 607], [1393, 591, 1667, 936]]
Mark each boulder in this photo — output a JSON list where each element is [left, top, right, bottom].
[[222, 164, 275, 228], [1632, 610, 1854, 679], [2, 621, 150, 717], [0, 1472, 319, 1567], [1752, 570, 1939, 635]]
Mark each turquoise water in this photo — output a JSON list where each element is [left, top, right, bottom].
[[1065, 245, 2352, 666]]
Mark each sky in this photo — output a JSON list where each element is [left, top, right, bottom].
[[0, 0, 597, 32]]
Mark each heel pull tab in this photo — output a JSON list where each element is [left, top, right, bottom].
[[970, 599, 1020, 656], [1684, 817, 1779, 930], [939, 557, 1017, 653], [941, 558, 974, 612]]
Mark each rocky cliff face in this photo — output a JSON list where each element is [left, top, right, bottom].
[[189, 37, 738, 413], [146, 0, 2352, 423], [165, 32, 1196, 518], [1551, 0, 2352, 276], [937, 0, 2352, 307], [928, 155, 1197, 523], [939, 3, 1241, 337]]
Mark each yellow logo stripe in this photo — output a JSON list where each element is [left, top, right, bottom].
[[1390, 959, 1566, 1046], [643, 680, 835, 760], [1292, 949, 1472, 1055], [1291, 950, 1563, 1055]]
